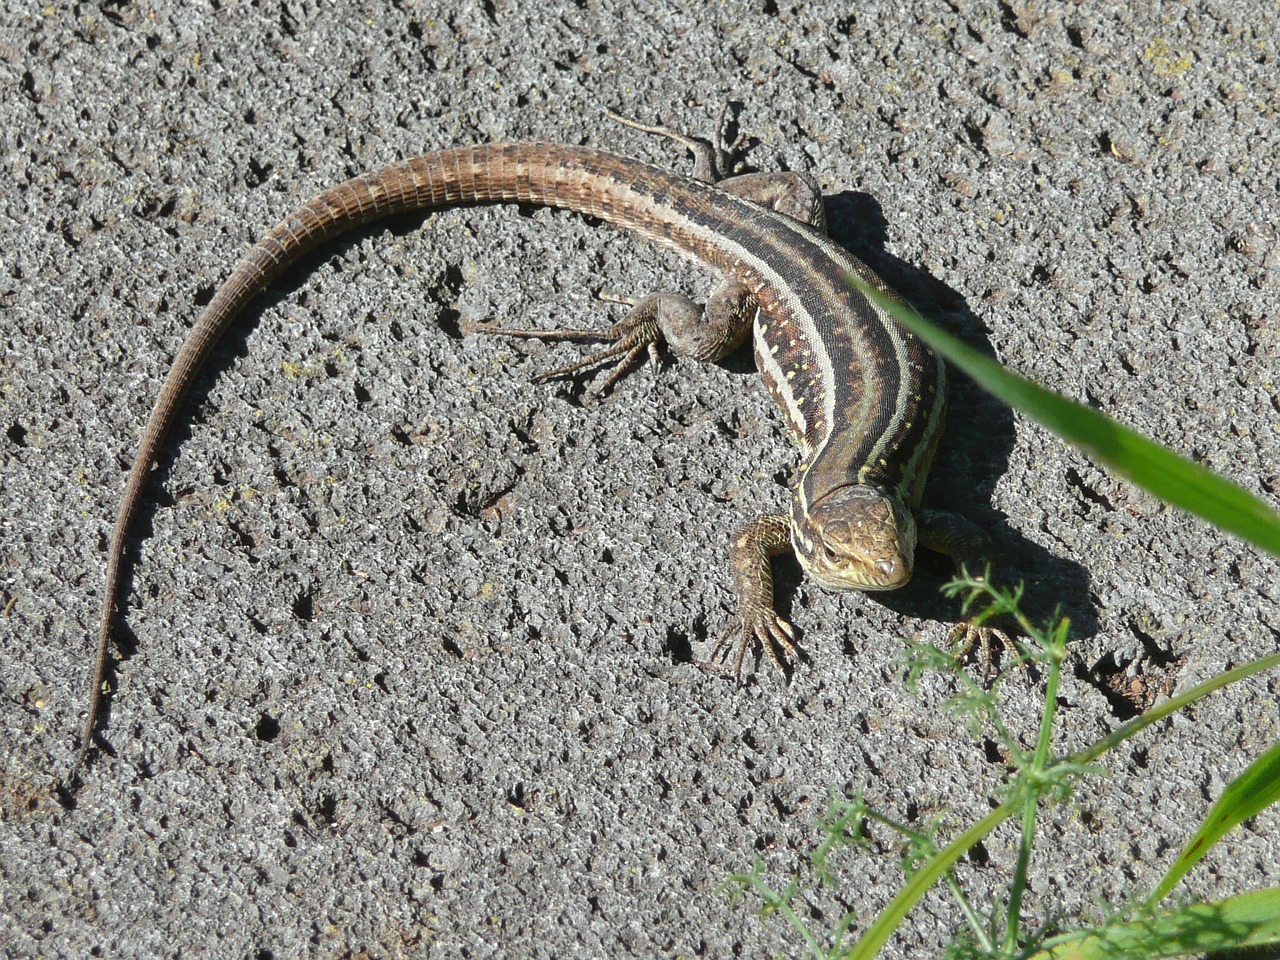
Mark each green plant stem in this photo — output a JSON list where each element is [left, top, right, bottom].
[[1004, 631, 1065, 953], [770, 881, 823, 960], [849, 802, 1014, 960], [945, 871, 995, 953], [849, 635, 1280, 958], [864, 806, 993, 950], [1070, 652, 1280, 767]]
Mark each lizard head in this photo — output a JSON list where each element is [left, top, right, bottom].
[[791, 485, 916, 592]]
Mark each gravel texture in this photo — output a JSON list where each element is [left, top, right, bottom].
[[2, 1, 1278, 957]]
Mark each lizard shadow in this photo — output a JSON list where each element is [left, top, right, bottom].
[[827, 188, 1097, 650]]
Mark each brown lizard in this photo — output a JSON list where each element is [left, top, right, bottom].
[[75, 113, 991, 781]]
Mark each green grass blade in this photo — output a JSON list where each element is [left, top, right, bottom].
[[845, 802, 1013, 960], [848, 278, 1280, 559], [1071, 652, 1280, 767], [1028, 887, 1280, 959], [1149, 739, 1280, 905]]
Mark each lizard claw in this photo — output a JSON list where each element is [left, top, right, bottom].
[[474, 295, 664, 394], [605, 103, 744, 182], [709, 609, 800, 680], [947, 619, 1016, 678]]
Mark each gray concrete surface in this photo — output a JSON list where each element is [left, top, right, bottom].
[[2, 0, 1278, 956]]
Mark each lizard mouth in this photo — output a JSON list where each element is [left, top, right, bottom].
[[808, 546, 913, 592]]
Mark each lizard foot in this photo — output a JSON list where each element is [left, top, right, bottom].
[[947, 619, 1016, 678], [477, 290, 701, 394], [709, 609, 800, 680], [605, 103, 744, 182]]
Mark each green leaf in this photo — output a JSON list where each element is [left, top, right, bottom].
[[848, 277, 1280, 559], [1150, 739, 1280, 905], [1029, 887, 1280, 959]]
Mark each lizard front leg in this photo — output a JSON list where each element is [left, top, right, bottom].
[[711, 513, 800, 677], [918, 509, 1012, 667], [918, 508, 993, 575]]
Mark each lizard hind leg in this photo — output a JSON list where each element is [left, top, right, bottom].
[[605, 105, 826, 233], [476, 291, 684, 394], [478, 278, 756, 393], [604, 103, 744, 182], [476, 106, 812, 392]]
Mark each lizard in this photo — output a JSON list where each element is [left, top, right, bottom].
[[74, 111, 992, 781]]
